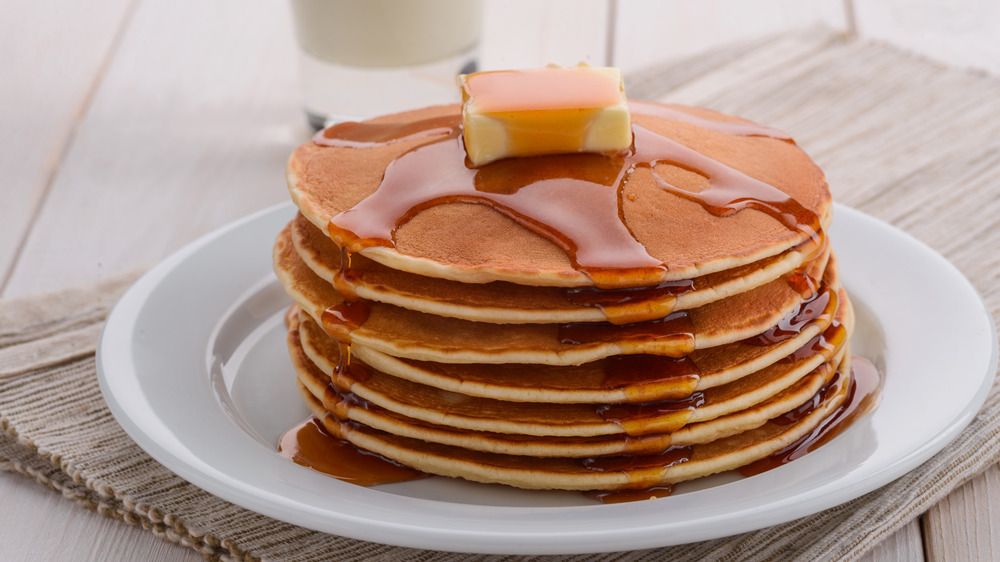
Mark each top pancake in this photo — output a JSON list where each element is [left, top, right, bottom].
[[288, 101, 832, 288], [291, 211, 829, 325]]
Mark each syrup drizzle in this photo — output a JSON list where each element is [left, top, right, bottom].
[[739, 356, 882, 476], [632, 125, 820, 238], [278, 417, 426, 486], [770, 369, 841, 426], [331, 344, 704, 440], [318, 104, 819, 288], [331, 246, 362, 300], [330, 134, 664, 286], [558, 310, 696, 357], [780, 321, 846, 364], [320, 299, 372, 342], [582, 445, 692, 473], [603, 354, 702, 401], [562, 278, 697, 325], [785, 234, 828, 297], [740, 285, 835, 347], [597, 392, 705, 435], [330, 341, 371, 387], [579, 445, 692, 500]]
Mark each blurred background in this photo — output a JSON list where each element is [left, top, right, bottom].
[[3, 0, 997, 297]]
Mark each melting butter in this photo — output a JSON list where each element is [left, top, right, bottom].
[[459, 64, 632, 166]]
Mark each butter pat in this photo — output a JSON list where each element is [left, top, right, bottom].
[[459, 65, 632, 166]]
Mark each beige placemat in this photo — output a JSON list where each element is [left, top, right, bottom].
[[3, 30, 1000, 561]]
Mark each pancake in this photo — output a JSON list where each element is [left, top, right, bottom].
[[288, 102, 832, 288], [291, 211, 829, 324], [299, 353, 853, 490], [274, 92, 877, 495], [274, 227, 838, 365], [291, 316, 847, 457], [294, 309, 850, 437], [346, 288, 851, 404]]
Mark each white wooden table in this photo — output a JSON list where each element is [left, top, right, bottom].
[[2, 1, 998, 559]]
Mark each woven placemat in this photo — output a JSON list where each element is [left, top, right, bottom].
[[3, 30, 1000, 561]]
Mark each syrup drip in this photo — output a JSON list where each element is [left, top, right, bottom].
[[584, 485, 675, 504], [319, 105, 819, 287], [770, 369, 840, 426], [320, 300, 372, 342], [632, 125, 820, 239], [785, 236, 826, 296], [582, 445, 692, 473], [740, 286, 834, 347], [278, 417, 426, 486], [562, 278, 696, 324], [597, 392, 705, 435], [558, 311, 695, 357], [328, 135, 664, 286], [739, 356, 882, 476], [786, 265, 821, 298], [321, 380, 386, 425], [319, 382, 365, 420], [331, 342, 371, 388], [563, 278, 696, 307], [331, 247, 362, 300], [780, 321, 846, 364], [603, 355, 702, 400]]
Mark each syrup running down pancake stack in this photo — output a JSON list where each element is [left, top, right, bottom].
[[273, 75, 879, 498]]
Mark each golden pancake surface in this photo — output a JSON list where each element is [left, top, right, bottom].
[[288, 102, 832, 287], [291, 211, 829, 324]]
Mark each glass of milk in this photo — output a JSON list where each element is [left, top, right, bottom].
[[290, 0, 483, 129]]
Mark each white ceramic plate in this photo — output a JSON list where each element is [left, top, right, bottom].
[[97, 202, 997, 555]]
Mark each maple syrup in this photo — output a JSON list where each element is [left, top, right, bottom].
[[558, 310, 695, 356], [597, 392, 705, 435], [318, 103, 819, 288], [603, 354, 702, 401], [739, 356, 882, 476], [741, 286, 835, 347], [278, 417, 426, 486]]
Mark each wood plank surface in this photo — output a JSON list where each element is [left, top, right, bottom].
[[0, 0, 135, 289], [0, 477, 201, 561], [852, 0, 1000, 74], [0, 0, 302, 559], [862, 519, 927, 562], [1, 0, 305, 299], [610, 0, 848, 72], [923, 465, 1000, 561]]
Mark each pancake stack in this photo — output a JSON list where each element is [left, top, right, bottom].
[[274, 99, 871, 496]]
